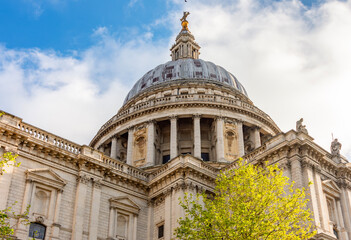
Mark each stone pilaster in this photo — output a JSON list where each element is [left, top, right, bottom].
[[172, 184, 185, 231], [301, 160, 321, 228], [193, 114, 201, 159], [315, 171, 329, 231], [110, 136, 118, 159], [51, 189, 63, 239], [15, 179, 33, 238], [339, 183, 351, 239], [126, 127, 134, 165], [164, 189, 173, 240], [108, 207, 115, 238], [71, 174, 89, 240], [146, 120, 155, 166], [236, 121, 245, 157], [215, 117, 225, 162], [0, 160, 15, 209], [336, 199, 348, 239], [170, 116, 178, 159], [88, 179, 102, 240], [147, 201, 154, 240], [290, 158, 303, 188]]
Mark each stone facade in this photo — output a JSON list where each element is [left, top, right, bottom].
[[1, 12, 351, 240]]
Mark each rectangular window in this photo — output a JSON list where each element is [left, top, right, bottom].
[[158, 224, 164, 239]]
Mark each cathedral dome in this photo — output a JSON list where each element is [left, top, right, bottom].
[[124, 59, 248, 104], [90, 12, 281, 165]]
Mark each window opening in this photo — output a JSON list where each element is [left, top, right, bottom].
[[28, 223, 46, 240], [158, 224, 164, 239], [162, 155, 170, 164]]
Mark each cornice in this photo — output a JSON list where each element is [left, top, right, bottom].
[[90, 99, 281, 147]]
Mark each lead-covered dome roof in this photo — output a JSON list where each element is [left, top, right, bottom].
[[124, 58, 248, 104]]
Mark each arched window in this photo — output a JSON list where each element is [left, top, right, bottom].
[[28, 222, 46, 239]]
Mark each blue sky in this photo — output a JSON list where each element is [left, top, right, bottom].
[[0, 0, 319, 52], [0, 0, 175, 52], [1, 0, 351, 158]]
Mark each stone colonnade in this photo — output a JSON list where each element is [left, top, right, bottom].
[[107, 115, 262, 164]]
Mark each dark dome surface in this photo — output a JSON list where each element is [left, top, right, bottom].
[[124, 58, 248, 104]]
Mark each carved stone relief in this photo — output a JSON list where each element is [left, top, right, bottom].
[[132, 126, 148, 167], [223, 122, 239, 161]]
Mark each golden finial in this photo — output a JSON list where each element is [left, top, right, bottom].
[[180, 11, 190, 31]]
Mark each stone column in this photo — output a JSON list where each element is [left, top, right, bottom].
[[146, 120, 155, 166], [71, 174, 88, 240], [110, 136, 118, 159], [126, 127, 134, 165], [89, 180, 102, 240], [51, 189, 63, 239], [193, 114, 201, 159], [216, 117, 225, 162], [237, 121, 245, 157], [170, 116, 178, 159], [253, 127, 261, 149]]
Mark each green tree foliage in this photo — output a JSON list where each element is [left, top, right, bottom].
[[175, 160, 316, 240], [0, 204, 29, 240], [0, 152, 20, 175], [0, 112, 20, 175]]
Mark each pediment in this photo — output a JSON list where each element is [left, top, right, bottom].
[[322, 179, 341, 198], [26, 168, 67, 190], [109, 196, 140, 215]]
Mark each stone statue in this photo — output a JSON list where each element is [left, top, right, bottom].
[[296, 118, 308, 134], [331, 138, 342, 157]]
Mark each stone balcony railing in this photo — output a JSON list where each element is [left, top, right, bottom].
[[0, 112, 149, 182], [18, 121, 81, 154], [101, 155, 149, 181], [98, 93, 274, 133]]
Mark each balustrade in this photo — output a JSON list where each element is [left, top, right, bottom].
[[102, 93, 273, 126], [18, 122, 81, 154]]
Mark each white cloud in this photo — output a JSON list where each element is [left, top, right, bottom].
[[0, 32, 169, 144], [128, 0, 139, 8], [181, 0, 351, 157], [1, 0, 351, 160]]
